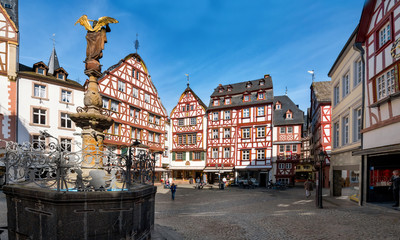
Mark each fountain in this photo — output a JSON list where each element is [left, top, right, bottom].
[[2, 15, 157, 240]]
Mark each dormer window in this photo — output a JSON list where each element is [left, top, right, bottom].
[[243, 95, 250, 102], [225, 98, 231, 105], [257, 93, 265, 100], [37, 68, 45, 75], [218, 88, 223, 93], [286, 110, 293, 119], [259, 80, 265, 86], [246, 82, 252, 88], [227, 85, 232, 92], [57, 73, 64, 80], [213, 99, 219, 106], [276, 102, 281, 110]]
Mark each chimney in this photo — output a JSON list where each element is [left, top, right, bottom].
[[264, 74, 270, 78]]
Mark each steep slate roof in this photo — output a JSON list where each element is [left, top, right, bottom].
[[48, 47, 60, 75], [311, 81, 331, 103], [184, 85, 207, 109], [207, 76, 273, 111], [19, 63, 83, 89], [273, 95, 304, 126]]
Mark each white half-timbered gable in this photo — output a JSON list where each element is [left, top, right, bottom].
[[98, 53, 167, 154], [206, 75, 274, 174]]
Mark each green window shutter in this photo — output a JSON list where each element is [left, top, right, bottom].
[[121, 147, 128, 156], [183, 152, 186, 160], [201, 152, 205, 160], [189, 152, 193, 160], [172, 152, 176, 161]]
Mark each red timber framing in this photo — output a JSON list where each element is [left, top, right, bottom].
[[206, 76, 274, 170], [170, 86, 207, 158], [97, 53, 167, 165]]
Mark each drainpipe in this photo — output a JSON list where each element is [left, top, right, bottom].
[[353, 42, 365, 206]]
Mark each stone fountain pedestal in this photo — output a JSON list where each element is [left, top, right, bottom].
[[4, 184, 156, 240]]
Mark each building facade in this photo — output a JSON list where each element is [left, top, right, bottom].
[[169, 84, 207, 181], [310, 81, 331, 188], [328, 26, 363, 201], [17, 48, 84, 152], [206, 75, 273, 185], [355, 0, 400, 203], [97, 53, 168, 169], [272, 95, 304, 186]]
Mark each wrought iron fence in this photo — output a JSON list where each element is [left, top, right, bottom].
[[0, 131, 157, 192]]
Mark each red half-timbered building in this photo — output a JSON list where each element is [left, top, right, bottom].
[[97, 53, 168, 171], [310, 81, 331, 188], [206, 75, 273, 185], [169, 84, 207, 181], [273, 95, 304, 186]]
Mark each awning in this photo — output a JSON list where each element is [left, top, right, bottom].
[[168, 166, 205, 170], [155, 168, 170, 172], [203, 167, 234, 173], [352, 143, 400, 156]]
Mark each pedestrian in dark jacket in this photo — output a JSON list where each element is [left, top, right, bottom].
[[170, 183, 177, 200], [390, 170, 400, 207], [304, 179, 313, 198]]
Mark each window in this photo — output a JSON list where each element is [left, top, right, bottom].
[[148, 132, 154, 142], [190, 105, 194, 110], [354, 108, 362, 142], [342, 73, 349, 97], [242, 150, 250, 160], [243, 108, 250, 118], [37, 68, 44, 75], [334, 122, 340, 148], [190, 117, 196, 125], [257, 93, 264, 100], [178, 119, 184, 126], [136, 70, 139, 80], [244, 95, 250, 102], [257, 127, 265, 137], [224, 110, 231, 120], [114, 123, 120, 135], [379, 22, 391, 48], [257, 107, 264, 116], [213, 129, 219, 139], [32, 135, 45, 150], [292, 144, 297, 152], [242, 128, 250, 139], [60, 113, 72, 128], [224, 148, 230, 158], [149, 114, 154, 123], [155, 134, 160, 143], [257, 149, 265, 160], [33, 108, 46, 125], [130, 107, 135, 117], [286, 145, 291, 152], [132, 69, 136, 78], [186, 104, 190, 111], [225, 98, 231, 105], [354, 59, 362, 86], [280, 127, 285, 134], [34, 84, 46, 98], [224, 128, 230, 138], [227, 86, 232, 91], [276, 103, 281, 110], [61, 90, 72, 103], [213, 100, 219, 106], [194, 152, 201, 160], [57, 73, 64, 80], [212, 148, 218, 158], [279, 145, 284, 153], [178, 135, 183, 144], [145, 93, 150, 103], [177, 152, 183, 160], [132, 87, 138, 98], [60, 138, 72, 152], [102, 98, 109, 109], [118, 81, 125, 92], [192, 134, 197, 144], [334, 84, 340, 106], [376, 68, 395, 100], [111, 100, 118, 112], [287, 127, 293, 133], [278, 163, 285, 169], [135, 110, 139, 119], [286, 163, 292, 169], [155, 117, 160, 125], [342, 116, 349, 145], [286, 112, 292, 119], [213, 112, 219, 121]]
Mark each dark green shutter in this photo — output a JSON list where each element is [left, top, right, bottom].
[[201, 152, 205, 160], [172, 152, 176, 161], [189, 152, 193, 160], [183, 152, 186, 160], [121, 147, 128, 156]]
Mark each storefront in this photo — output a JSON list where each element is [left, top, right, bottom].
[[235, 169, 271, 187], [203, 167, 234, 184], [169, 167, 205, 183]]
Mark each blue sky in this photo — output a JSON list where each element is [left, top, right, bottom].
[[19, 0, 364, 114]]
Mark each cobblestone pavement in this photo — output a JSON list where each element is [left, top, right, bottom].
[[155, 185, 400, 240]]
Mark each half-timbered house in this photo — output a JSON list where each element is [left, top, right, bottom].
[[206, 75, 273, 185], [98, 53, 168, 169], [354, 0, 400, 203], [310, 81, 331, 188], [272, 95, 304, 186], [169, 84, 207, 182]]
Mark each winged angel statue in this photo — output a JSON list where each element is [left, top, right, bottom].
[[75, 15, 118, 71]]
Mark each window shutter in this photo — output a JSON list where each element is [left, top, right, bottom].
[[183, 152, 186, 160], [189, 152, 193, 160], [172, 152, 176, 161], [201, 152, 205, 160]]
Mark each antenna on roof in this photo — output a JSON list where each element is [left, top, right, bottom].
[[308, 70, 315, 82], [50, 33, 56, 47], [285, 87, 288, 96], [134, 33, 139, 53], [185, 74, 189, 87]]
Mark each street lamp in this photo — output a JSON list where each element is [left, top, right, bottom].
[[317, 151, 325, 209]]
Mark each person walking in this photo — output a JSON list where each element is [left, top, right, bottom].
[[170, 183, 177, 200], [389, 170, 400, 207], [196, 177, 200, 189], [304, 179, 313, 198]]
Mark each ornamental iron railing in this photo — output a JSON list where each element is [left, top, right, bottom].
[[0, 131, 158, 192]]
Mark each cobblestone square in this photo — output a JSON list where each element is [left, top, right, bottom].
[[155, 185, 400, 240]]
